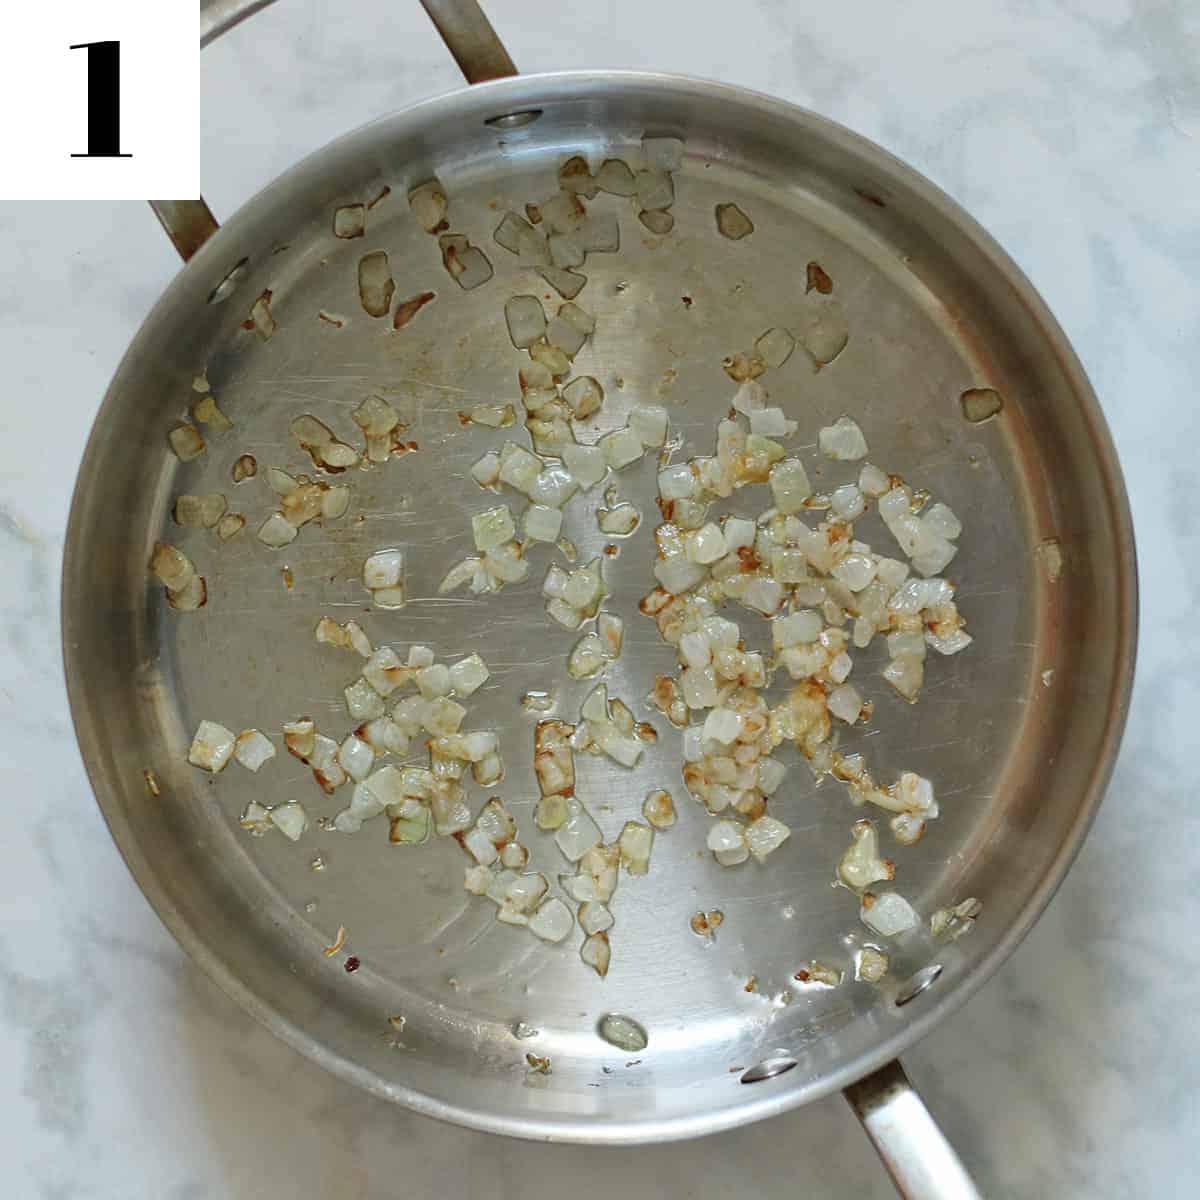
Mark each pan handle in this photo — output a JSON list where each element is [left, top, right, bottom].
[[152, 0, 517, 259], [844, 1060, 982, 1200]]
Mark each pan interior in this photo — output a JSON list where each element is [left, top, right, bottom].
[[65, 75, 1130, 1141]]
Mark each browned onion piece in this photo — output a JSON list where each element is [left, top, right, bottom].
[[806, 261, 833, 294], [393, 291, 436, 330], [249, 290, 277, 339]]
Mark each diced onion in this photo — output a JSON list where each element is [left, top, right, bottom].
[[745, 815, 790, 862], [837, 820, 894, 890], [856, 947, 890, 982], [861, 891, 919, 936], [363, 548, 404, 590], [618, 821, 654, 875], [580, 931, 611, 976], [715, 203, 753, 240], [358, 251, 394, 317], [529, 897, 574, 943], [555, 798, 602, 862], [755, 327, 795, 368], [505, 295, 547, 349], [270, 803, 308, 841], [333, 204, 366, 239], [596, 158, 636, 195], [643, 136, 684, 171], [819, 416, 869, 461], [188, 720, 236, 772], [234, 729, 276, 772], [168, 424, 205, 462], [639, 210, 674, 235], [636, 169, 674, 211], [408, 179, 447, 233]]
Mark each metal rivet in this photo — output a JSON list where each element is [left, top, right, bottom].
[[895, 964, 943, 1007], [740, 1057, 798, 1084], [207, 257, 250, 304], [485, 109, 543, 130]]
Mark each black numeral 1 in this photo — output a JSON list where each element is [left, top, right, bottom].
[[70, 40, 131, 158]]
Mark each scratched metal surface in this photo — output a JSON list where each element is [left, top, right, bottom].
[[64, 75, 1133, 1142]]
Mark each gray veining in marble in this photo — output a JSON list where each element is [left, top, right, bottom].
[[1, 1, 1197, 1196]]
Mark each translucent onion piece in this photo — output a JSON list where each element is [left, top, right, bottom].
[[562, 443, 606, 490], [345, 677, 385, 721], [598, 503, 639, 535], [257, 513, 298, 548], [568, 633, 607, 680], [562, 375, 604, 420], [467, 403, 515, 429], [755, 327, 796, 368], [529, 897, 574, 943], [828, 683, 865, 724], [149, 542, 196, 592], [333, 204, 366, 239], [618, 821, 654, 876], [819, 416, 869, 461], [715, 203, 753, 240], [548, 233, 585, 270], [192, 394, 232, 432], [643, 789, 676, 829], [629, 404, 669, 448], [216, 513, 245, 541], [408, 179, 448, 233], [596, 158, 636, 195], [448, 653, 489, 697], [745, 815, 790, 862], [861, 891, 919, 937], [769, 458, 812, 514], [505, 294, 547, 349], [639, 209, 674, 235], [234, 729, 276, 772], [643, 135, 684, 171], [188, 720, 236, 772], [636, 169, 674, 211], [555, 798, 602, 862], [581, 931, 611, 977], [239, 802, 272, 837], [856, 947, 890, 983], [472, 505, 515, 551], [539, 267, 587, 299], [270, 803, 308, 841], [446, 244, 493, 291], [798, 302, 849, 369], [578, 213, 619, 253], [168, 424, 205, 462], [358, 250, 395, 317], [601, 426, 645, 470], [838, 821, 894, 890], [579, 901, 614, 936], [249, 291, 277, 340], [363, 548, 404, 590], [859, 463, 890, 497]]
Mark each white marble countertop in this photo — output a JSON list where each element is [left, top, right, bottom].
[[2, 1, 1195, 1195]]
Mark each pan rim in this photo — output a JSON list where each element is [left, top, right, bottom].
[[62, 68, 1138, 1144]]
